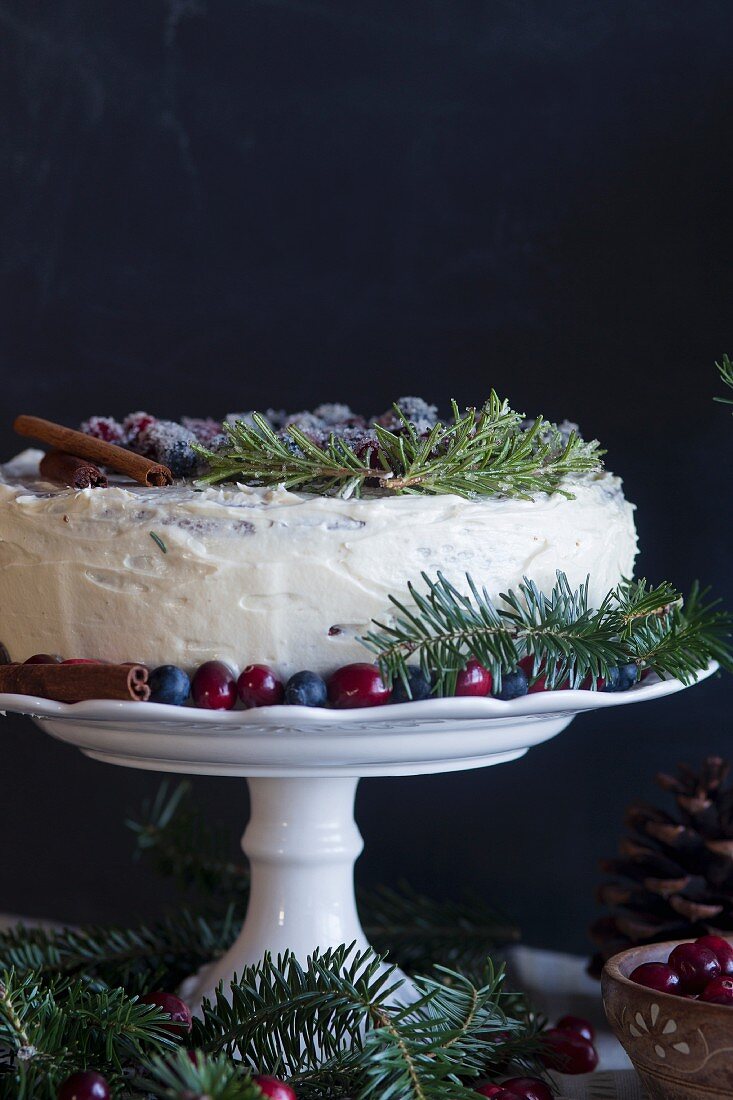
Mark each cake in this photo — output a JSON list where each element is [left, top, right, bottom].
[[0, 398, 638, 679]]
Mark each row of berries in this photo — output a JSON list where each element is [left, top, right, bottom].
[[630, 935, 733, 1004], [24, 653, 641, 708], [56, 991, 295, 1100]]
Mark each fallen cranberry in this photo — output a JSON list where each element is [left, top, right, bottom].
[[139, 991, 192, 1033], [253, 1075, 297, 1100], [540, 1028, 598, 1074], [629, 962, 681, 994], [556, 1014, 595, 1043], [669, 942, 721, 994], [700, 976, 733, 1005], [57, 1071, 110, 1100], [696, 935, 733, 976], [501, 1077, 554, 1100]]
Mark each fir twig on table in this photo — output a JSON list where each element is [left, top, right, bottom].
[[192, 394, 603, 500], [361, 571, 733, 696]]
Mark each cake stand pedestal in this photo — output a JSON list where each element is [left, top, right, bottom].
[[0, 665, 715, 1003]]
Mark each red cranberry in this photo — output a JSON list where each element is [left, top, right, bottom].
[[139, 991, 192, 1032], [57, 1071, 110, 1100], [696, 935, 733, 976], [25, 653, 63, 664], [700, 976, 733, 1005], [501, 1079, 554, 1100], [192, 661, 237, 710], [327, 663, 390, 708], [238, 665, 284, 707], [519, 656, 548, 693], [555, 1014, 595, 1043], [62, 658, 103, 665], [540, 1028, 599, 1075], [669, 942, 721, 993], [455, 657, 493, 696], [474, 1086, 506, 1098], [629, 961, 682, 994], [253, 1075, 297, 1100]]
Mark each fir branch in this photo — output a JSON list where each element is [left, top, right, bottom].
[[128, 780, 249, 901], [0, 969, 177, 1098], [139, 1048, 264, 1100], [715, 353, 733, 406], [359, 884, 519, 976], [0, 909, 240, 992], [191, 946, 526, 1100], [192, 395, 603, 500], [361, 571, 733, 696]]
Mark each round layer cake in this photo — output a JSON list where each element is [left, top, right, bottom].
[[0, 449, 637, 676]]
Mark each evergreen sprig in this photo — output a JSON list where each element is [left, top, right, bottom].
[[190, 945, 528, 1100], [715, 353, 733, 406], [193, 395, 603, 500], [0, 969, 176, 1098], [361, 571, 733, 696]]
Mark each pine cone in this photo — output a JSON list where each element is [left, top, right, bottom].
[[589, 757, 733, 976]]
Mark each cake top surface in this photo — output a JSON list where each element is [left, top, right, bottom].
[[7, 393, 607, 503]]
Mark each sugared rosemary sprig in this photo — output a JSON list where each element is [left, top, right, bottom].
[[715, 353, 733, 406], [192, 394, 603, 500], [360, 571, 733, 696]]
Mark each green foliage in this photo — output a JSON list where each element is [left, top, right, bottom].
[[193, 394, 603, 500], [139, 1048, 265, 1100], [361, 571, 733, 696], [0, 969, 177, 1098], [715, 353, 733, 406], [190, 945, 532, 1100]]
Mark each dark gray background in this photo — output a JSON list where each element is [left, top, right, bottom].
[[0, 1, 732, 953]]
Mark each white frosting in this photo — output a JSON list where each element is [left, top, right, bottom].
[[0, 449, 638, 676]]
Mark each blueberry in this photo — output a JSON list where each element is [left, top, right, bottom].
[[148, 664, 191, 705], [494, 667, 529, 700], [604, 662, 638, 693], [284, 670, 328, 707], [391, 666, 433, 703]]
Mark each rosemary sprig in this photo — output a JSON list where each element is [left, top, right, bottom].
[[192, 395, 603, 500], [715, 353, 733, 406], [360, 571, 733, 696]]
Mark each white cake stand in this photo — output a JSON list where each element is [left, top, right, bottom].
[[0, 665, 716, 1002]]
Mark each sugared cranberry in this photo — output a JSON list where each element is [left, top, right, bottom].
[[327, 663, 390, 708], [80, 415, 125, 444], [540, 1028, 599, 1075], [57, 1070, 110, 1100], [192, 661, 237, 710], [25, 653, 63, 664], [696, 935, 733, 976], [700, 976, 733, 1005], [238, 665, 284, 708], [139, 991, 193, 1033], [455, 658, 492, 696], [123, 411, 156, 444], [556, 1014, 595, 1043], [252, 1075, 297, 1100], [669, 942, 721, 993], [629, 962, 682, 994], [501, 1079, 554, 1100]]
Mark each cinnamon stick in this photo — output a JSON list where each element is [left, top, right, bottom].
[[14, 415, 173, 487], [40, 449, 108, 489], [0, 662, 151, 702]]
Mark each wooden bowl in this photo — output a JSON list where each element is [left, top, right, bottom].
[[602, 939, 733, 1099]]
